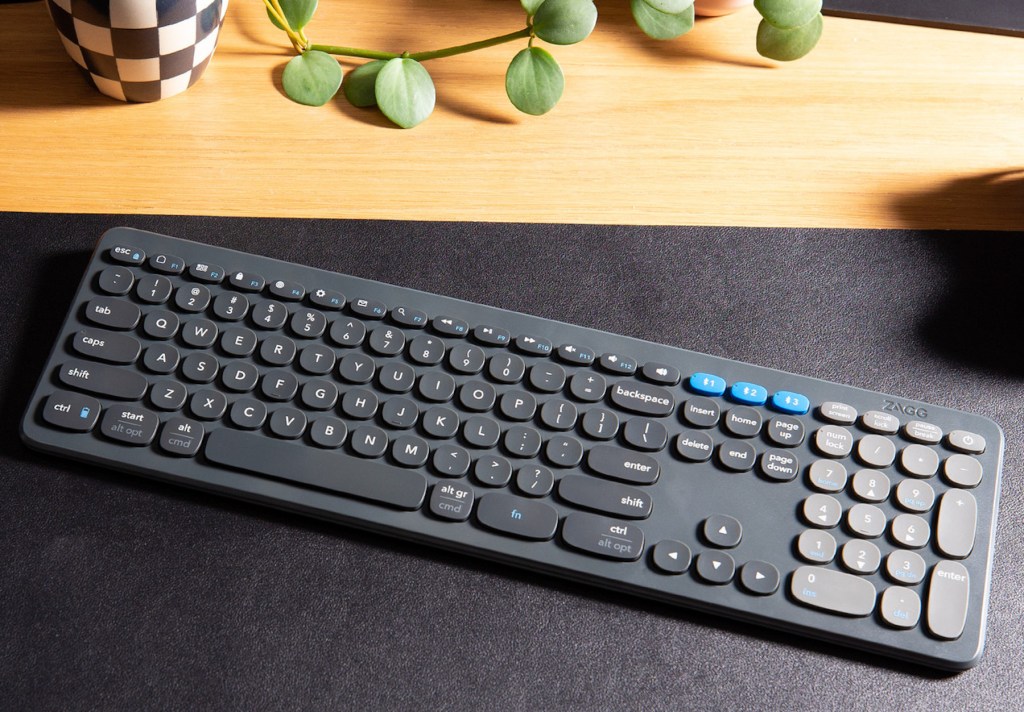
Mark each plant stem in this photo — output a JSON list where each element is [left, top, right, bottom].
[[311, 27, 532, 62]]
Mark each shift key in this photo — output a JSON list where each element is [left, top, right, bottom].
[[58, 359, 147, 400]]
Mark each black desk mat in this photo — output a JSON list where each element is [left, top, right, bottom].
[[2, 213, 1022, 709], [823, 0, 1024, 37]]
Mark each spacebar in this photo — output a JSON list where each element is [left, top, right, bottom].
[[204, 429, 427, 511]]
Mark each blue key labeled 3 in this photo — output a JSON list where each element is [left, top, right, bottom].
[[689, 372, 726, 397], [771, 391, 810, 415], [730, 382, 767, 405]]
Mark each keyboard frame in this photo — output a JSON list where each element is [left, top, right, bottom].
[[21, 227, 1005, 671]]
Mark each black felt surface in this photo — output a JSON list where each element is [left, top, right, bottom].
[[823, 0, 1024, 36], [2, 213, 1023, 710]]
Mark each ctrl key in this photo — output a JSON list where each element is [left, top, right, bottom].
[[42, 390, 101, 432]]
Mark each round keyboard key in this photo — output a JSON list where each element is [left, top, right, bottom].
[[516, 334, 553, 355], [623, 418, 667, 452], [382, 398, 419, 429], [723, 407, 762, 437], [846, 503, 886, 538], [349, 426, 389, 457], [389, 305, 425, 326], [159, 417, 203, 456], [110, 245, 144, 265], [290, 308, 327, 339], [891, 513, 930, 548], [581, 408, 618, 440], [766, 416, 805, 447], [213, 292, 249, 320], [309, 415, 346, 448], [97, 266, 134, 295], [695, 552, 735, 584], [770, 391, 809, 415], [330, 318, 367, 348], [688, 372, 726, 397], [269, 279, 304, 301], [433, 445, 471, 477], [842, 540, 881, 574], [190, 390, 227, 420], [943, 454, 983, 488], [740, 561, 780, 595], [230, 270, 265, 292], [598, 353, 636, 375], [229, 399, 268, 430], [251, 300, 287, 329], [850, 469, 890, 502], [807, 459, 848, 493], [894, 478, 935, 513], [269, 407, 306, 438], [449, 343, 486, 374], [681, 397, 720, 428], [729, 382, 767, 406], [463, 416, 501, 448], [703, 514, 742, 548], [861, 410, 899, 434], [640, 362, 680, 386], [391, 436, 429, 467], [819, 401, 857, 424], [803, 494, 842, 528], [885, 550, 926, 585], [900, 444, 939, 478], [650, 540, 692, 574], [516, 465, 554, 497], [857, 434, 896, 468], [474, 456, 513, 487], [759, 449, 799, 481], [880, 587, 921, 629], [904, 420, 942, 444], [433, 316, 469, 337], [545, 436, 584, 468], [814, 425, 853, 458], [676, 431, 714, 462], [556, 344, 596, 366], [568, 372, 605, 401], [528, 363, 566, 393], [149, 253, 185, 275], [490, 354, 527, 385], [797, 529, 837, 564], [717, 440, 756, 472], [947, 430, 986, 455]]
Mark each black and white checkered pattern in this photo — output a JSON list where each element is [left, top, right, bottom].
[[45, 0, 228, 102]]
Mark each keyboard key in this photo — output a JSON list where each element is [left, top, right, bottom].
[[943, 454, 983, 488], [639, 362, 680, 386], [99, 405, 159, 445], [587, 445, 659, 484], [269, 279, 304, 300], [229, 270, 265, 292], [814, 425, 853, 458], [189, 262, 225, 283], [41, 390, 101, 432], [904, 420, 942, 444], [58, 359, 147, 400], [409, 335, 445, 365], [861, 410, 899, 434], [723, 407, 762, 438], [149, 253, 185, 275], [204, 429, 426, 510], [568, 372, 605, 402], [350, 298, 386, 319], [681, 397, 720, 428], [841, 540, 881, 574], [473, 325, 510, 346], [650, 540, 691, 574], [476, 494, 557, 541], [729, 382, 767, 406], [97, 266, 134, 295], [557, 475, 652, 519], [703, 514, 742, 548], [515, 334, 552, 355], [675, 431, 714, 463], [857, 434, 896, 468], [555, 343, 595, 365], [803, 494, 842, 528], [796, 529, 836, 564], [807, 460, 847, 492], [880, 587, 921, 629], [850, 469, 890, 502], [516, 465, 554, 497], [891, 513, 930, 548], [433, 316, 469, 337], [688, 372, 725, 397], [900, 444, 939, 478], [739, 561, 780, 596], [598, 353, 636, 375], [759, 449, 798, 481], [562, 512, 644, 561], [717, 440, 756, 472], [819, 401, 857, 424], [765, 416, 804, 447], [791, 566, 876, 617], [885, 550, 926, 585], [309, 287, 345, 310], [609, 381, 675, 416], [85, 297, 140, 330], [71, 328, 141, 364], [158, 417, 204, 456], [947, 430, 986, 455], [695, 552, 735, 584], [927, 561, 970, 640], [770, 390, 809, 415], [429, 482, 474, 521], [935, 490, 977, 559], [110, 244, 144, 265], [894, 479, 935, 513]]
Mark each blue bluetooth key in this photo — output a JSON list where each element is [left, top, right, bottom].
[[689, 372, 726, 397], [771, 391, 810, 415], [730, 382, 768, 405]]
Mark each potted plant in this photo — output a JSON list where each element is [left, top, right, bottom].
[[263, 0, 822, 127]]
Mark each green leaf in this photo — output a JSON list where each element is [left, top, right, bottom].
[[641, 0, 694, 14], [282, 50, 342, 106], [267, 0, 318, 32], [533, 0, 598, 45], [505, 47, 564, 116], [521, 0, 547, 15], [630, 0, 694, 40], [754, 0, 821, 30], [756, 13, 823, 61], [343, 60, 386, 108], [374, 57, 435, 129]]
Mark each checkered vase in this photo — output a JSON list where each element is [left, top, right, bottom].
[[45, 0, 229, 102]]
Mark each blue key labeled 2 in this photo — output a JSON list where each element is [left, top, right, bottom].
[[771, 391, 810, 415], [689, 372, 726, 397], [730, 382, 767, 405]]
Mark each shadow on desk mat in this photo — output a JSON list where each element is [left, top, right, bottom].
[[1, 212, 1023, 710], [823, 0, 1024, 36]]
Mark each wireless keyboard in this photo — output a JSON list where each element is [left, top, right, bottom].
[[22, 227, 1004, 670]]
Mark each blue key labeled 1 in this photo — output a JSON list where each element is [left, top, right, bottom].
[[730, 382, 767, 405], [772, 391, 810, 415], [689, 372, 726, 396]]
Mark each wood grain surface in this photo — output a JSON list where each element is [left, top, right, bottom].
[[1, 0, 1022, 229]]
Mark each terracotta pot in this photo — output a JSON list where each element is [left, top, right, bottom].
[[44, 0, 228, 102], [694, 0, 754, 17]]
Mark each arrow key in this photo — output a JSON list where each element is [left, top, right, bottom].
[[651, 540, 692, 574], [703, 514, 742, 548], [740, 561, 780, 595], [695, 552, 735, 584]]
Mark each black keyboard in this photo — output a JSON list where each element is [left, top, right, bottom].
[[21, 227, 1004, 670]]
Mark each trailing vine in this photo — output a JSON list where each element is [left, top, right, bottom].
[[261, 0, 824, 128]]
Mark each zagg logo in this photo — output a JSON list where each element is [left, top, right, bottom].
[[883, 399, 928, 418]]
